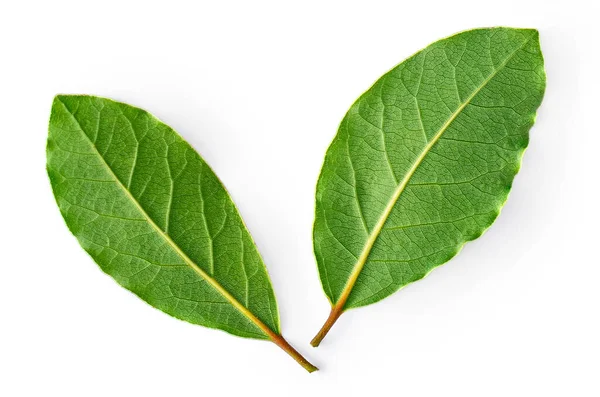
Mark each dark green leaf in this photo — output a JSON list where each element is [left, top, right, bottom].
[[47, 95, 316, 371], [311, 28, 546, 346]]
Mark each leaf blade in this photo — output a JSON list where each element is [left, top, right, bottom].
[[47, 95, 317, 371], [312, 27, 546, 344], [48, 94, 279, 337]]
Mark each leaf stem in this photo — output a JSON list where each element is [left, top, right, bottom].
[[310, 305, 344, 347], [270, 334, 318, 372]]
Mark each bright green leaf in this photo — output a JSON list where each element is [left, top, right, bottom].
[[311, 27, 546, 346], [47, 95, 317, 372]]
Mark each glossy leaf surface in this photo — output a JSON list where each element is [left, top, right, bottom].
[[47, 95, 316, 371], [312, 28, 546, 345]]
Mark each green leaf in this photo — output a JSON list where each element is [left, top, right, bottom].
[[47, 95, 317, 372], [311, 27, 546, 346]]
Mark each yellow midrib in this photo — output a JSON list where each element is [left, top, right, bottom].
[[57, 98, 277, 340], [333, 33, 535, 310]]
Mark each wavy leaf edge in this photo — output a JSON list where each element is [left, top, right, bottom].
[[311, 27, 546, 346]]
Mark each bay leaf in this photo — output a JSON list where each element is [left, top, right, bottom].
[[311, 27, 546, 346], [47, 95, 317, 372]]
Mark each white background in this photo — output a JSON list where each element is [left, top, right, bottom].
[[1, 1, 598, 395]]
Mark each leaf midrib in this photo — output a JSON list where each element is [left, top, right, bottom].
[[57, 97, 277, 340], [334, 33, 535, 309]]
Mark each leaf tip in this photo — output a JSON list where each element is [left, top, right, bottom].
[[52, 93, 69, 106], [522, 28, 540, 37]]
